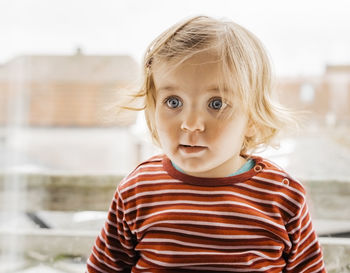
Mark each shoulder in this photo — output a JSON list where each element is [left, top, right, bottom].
[[133, 154, 165, 171], [252, 155, 307, 203], [117, 154, 167, 191]]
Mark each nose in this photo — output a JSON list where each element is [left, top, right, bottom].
[[180, 109, 205, 132]]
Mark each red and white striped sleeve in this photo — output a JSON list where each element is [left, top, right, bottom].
[[284, 189, 326, 273], [86, 188, 137, 273]]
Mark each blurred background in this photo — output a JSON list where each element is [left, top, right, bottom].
[[0, 0, 350, 272]]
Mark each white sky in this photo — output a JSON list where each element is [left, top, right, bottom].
[[1, 0, 350, 76]]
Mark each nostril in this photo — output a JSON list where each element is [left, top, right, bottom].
[[180, 118, 205, 132]]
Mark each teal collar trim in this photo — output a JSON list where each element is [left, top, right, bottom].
[[171, 158, 255, 177]]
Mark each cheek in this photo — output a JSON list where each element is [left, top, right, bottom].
[[156, 105, 180, 127], [155, 109, 168, 131], [155, 109, 177, 142], [210, 120, 246, 145]]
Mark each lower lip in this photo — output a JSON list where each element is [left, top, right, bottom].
[[179, 145, 207, 154]]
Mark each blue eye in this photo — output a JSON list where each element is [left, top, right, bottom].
[[209, 98, 224, 110], [166, 97, 183, 108]]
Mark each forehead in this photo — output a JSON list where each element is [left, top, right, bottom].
[[152, 52, 224, 90]]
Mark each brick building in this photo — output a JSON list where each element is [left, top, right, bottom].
[[0, 52, 349, 128], [0, 51, 140, 127], [275, 65, 350, 125]]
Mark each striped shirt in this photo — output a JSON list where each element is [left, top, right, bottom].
[[87, 154, 326, 273]]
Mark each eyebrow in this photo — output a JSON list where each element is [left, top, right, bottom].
[[156, 85, 178, 92], [207, 86, 222, 92], [157, 85, 227, 93]]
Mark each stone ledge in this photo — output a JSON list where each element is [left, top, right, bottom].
[[0, 173, 123, 211], [1, 174, 350, 219], [0, 229, 349, 272], [319, 238, 350, 273], [305, 180, 350, 220]]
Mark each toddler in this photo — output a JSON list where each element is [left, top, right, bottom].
[[87, 15, 326, 273]]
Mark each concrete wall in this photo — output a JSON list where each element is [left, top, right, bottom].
[[1, 174, 350, 271]]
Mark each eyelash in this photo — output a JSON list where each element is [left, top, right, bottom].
[[164, 96, 183, 109], [164, 96, 228, 110], [208, 97, 228, 110]]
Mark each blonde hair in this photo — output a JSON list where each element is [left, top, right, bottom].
[[130, 15, 297, 154]]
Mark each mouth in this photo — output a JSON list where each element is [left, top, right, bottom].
[[179, 144, 208, 154]]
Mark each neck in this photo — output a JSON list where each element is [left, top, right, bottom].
[[184, 155, 247, 178]]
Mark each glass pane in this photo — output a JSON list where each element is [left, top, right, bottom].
[[1, 1, 350, 272]]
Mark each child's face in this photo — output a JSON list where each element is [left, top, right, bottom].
[[153, 52, 251, 178]]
